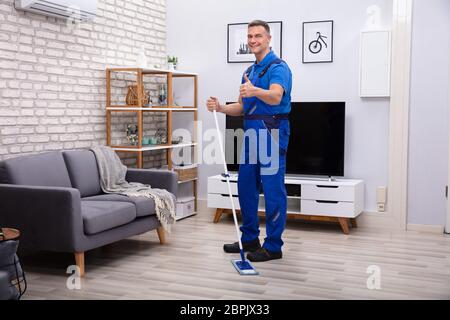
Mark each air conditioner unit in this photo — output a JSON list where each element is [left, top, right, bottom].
[[14, 0, 97, 21]]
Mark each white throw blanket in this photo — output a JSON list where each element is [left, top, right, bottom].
[[91, 146, 176, 233]]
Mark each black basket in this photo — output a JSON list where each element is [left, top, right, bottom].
[[0, 240, 27, 300]]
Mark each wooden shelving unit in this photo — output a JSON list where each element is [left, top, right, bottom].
[[105, 67, 198, 216]]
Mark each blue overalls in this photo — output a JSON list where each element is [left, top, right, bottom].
[[237, 51, 292, 253]]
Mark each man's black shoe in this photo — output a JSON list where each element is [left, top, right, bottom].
[[223, 238, 261, 253], [246, 247, 282, 262]]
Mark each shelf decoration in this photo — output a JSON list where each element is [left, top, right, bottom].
[[126, 84, 150, 106], [126, 124, 138, 146]]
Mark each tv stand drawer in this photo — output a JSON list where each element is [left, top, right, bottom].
[[301, 184, 354, 201], [207, 193, 240, 209], [208, 177, 238, 194], [301, 199, 356, 217]]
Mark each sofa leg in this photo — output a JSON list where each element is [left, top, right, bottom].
[[74, 252, 85, 277], [156, 227, 166, 244]]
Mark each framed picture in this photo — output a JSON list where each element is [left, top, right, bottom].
[[302, 20, 333, 63], [227, 21, 282, 63]]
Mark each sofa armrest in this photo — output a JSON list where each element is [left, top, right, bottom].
[[126, 168, 178, 195], [0, 184, 83, 252]]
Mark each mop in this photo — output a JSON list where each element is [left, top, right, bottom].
[[212, 109, 259, 276]]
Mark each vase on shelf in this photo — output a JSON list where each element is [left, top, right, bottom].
[[158, 84, 167, 106], [167, 55, 178, 70]]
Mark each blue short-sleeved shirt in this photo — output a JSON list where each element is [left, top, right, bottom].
[[242, 51, 292, 115]]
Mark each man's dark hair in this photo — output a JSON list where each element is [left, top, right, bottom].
[[248, 20, 270, 34]]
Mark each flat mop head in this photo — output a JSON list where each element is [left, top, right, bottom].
[[231, 259, 259, 275]]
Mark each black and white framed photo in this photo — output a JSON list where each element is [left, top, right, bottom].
[[227, 21, 282, 63], [302, 20, 333, 63]]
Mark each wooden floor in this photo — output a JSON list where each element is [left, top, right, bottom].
[[20, 211, 450, 300]]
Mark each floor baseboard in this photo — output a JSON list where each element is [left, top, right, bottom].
[[407, 223, 444, 234]]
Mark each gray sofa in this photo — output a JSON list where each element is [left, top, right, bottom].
[[0, 150, 177, 276]]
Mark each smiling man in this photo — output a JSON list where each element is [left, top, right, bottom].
[[207, 20, 292, 262]]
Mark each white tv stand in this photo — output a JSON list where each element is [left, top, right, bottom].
[[207, 174, 364, 234]]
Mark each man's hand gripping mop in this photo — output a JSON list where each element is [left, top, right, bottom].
[[212, 110, 258, 275]]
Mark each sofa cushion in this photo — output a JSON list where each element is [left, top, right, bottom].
[[83, 194, 156, 218], [0, 152, 72, 187], [81, 200, 137, 235], [63, 150, 102, 197]]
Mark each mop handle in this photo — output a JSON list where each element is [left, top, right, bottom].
[[212, 110, 244, 253]]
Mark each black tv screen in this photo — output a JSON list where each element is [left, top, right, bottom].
[[225, 102, 345, 177]]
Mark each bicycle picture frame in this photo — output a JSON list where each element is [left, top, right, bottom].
[[227, 21, 283, 63], [302, 20, 334, 63]]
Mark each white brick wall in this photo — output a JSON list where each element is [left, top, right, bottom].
[[0, 0, 167, 168]]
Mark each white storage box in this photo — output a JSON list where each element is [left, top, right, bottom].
[[176, 197, 195, 220]]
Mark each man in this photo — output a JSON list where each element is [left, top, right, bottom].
[[207, 20, 292, 262]]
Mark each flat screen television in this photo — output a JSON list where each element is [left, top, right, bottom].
[[225, 102, 345, 177]]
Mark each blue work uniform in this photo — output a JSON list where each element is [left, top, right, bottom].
[[238, 50, 292, 253]]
